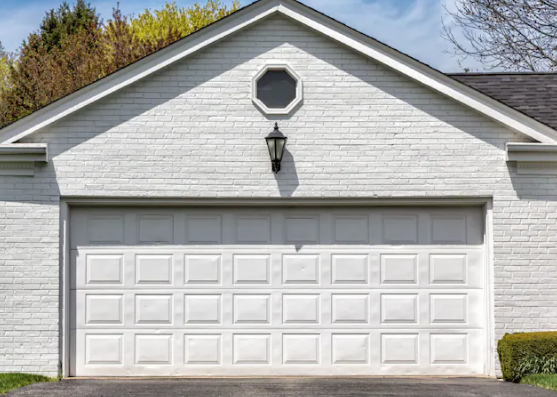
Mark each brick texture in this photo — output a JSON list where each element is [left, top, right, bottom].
[[0, 15, 555, 376]]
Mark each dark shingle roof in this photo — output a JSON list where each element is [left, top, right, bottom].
[[448, 72, 557, 130]]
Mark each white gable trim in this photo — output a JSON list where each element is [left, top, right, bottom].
[[2, 0, 557, 144]]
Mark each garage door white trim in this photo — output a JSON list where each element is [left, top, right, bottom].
[[59, 198, 495, 378]]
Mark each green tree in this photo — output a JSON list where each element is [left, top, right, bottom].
[[0, 42, 9, 91], [0, 41, 15, 93], [2, 0, 101, 124], [2, 26, 105, 124], [131, 1, 240, 47], [31, 0, 100, 52], [0, 1, 240, 129]]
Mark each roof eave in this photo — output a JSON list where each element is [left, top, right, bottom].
[[1, 0, 556, 145], [507, 142, 557, 174], [0, 143, 48, 176]]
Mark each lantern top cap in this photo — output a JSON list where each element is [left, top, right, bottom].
[[266, 123, 287, 140]]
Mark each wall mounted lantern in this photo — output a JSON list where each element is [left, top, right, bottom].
[[265, 123, 288, 174]]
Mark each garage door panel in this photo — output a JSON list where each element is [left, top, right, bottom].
[[70, 207, 486, 376], [73, 248, 482, 290], [235, 216, 272, 244], [72, 329, 486, 376], [135, 254, 174, 285], [71, 207, 484, 248], [333, 215, 369, 244], [73, 291, 485, 331]]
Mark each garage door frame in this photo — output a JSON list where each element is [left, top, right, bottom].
[[59, 197, 495, 378]]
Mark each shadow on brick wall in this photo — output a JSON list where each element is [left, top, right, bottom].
[[507, 162, 557, 202], [273, 148, 299, 197]]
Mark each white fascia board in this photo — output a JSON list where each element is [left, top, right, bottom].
[[277, 1, 557, 144], [0, 0, 281, 144]]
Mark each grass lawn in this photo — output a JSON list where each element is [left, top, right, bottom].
[[521, 374, 557, 392], [0, 373, 57, 394]]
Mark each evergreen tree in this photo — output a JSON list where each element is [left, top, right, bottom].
[[26, 0, 100, 52]]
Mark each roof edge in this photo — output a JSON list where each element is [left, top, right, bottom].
[[449, 72, 557, 76], [1, 0, 557, 144]]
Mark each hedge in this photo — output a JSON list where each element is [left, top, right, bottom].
[[498, 332, 557, 382]]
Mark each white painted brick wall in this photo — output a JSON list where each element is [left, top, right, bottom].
[[0, 15, 555, 375]]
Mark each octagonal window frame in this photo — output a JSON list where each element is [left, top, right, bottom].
[[252, 64, 303, 115]]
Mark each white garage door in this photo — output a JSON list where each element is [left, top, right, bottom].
[[69, 206, 487, 376]]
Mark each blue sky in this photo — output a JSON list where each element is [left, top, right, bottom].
[[0, 0, 480, 72]]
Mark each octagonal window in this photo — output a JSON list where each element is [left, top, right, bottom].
[[257, 70, 297, 108], [252, 65, 302, 115]]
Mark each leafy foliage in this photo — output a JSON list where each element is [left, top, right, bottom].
[[0, 42, 13, 92], [0, 0, 240, 129], [131, 1, 240, 47], [443, 0, 557, 71], [498, 331, 557, 381], [2, 23, 105, 124], [517, 355, 557, 377]]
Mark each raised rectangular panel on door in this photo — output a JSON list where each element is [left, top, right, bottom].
[[184, 334, 222, 365], [136, 255, 173, 285], [234, 255, 271, 285], [333, 215, 369, 244], [233, 334, 271, 365], [185, 255, 221, 285], [284, 215, 319, 244], [332, 294, 369, 324], [84, 254, 124, 286], [70, 206, 486, 376], [137, 215, 174, 245], [331, 254, 369, 285], [186, 216, 222, 244], [135, 295, 173, 325], [233, 294, 271, 324], [236, 216, 272, 244], [332, 334, 370, 364]]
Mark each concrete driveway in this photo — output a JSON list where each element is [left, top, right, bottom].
[[7, 377, 557, 397]]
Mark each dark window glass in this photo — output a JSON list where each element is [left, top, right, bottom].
[[256, 70, 297, 109]]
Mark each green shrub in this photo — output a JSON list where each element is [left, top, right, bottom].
[[517, 355, 557, 377], [498, 332, 557, 382]]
